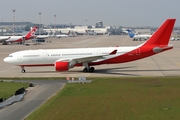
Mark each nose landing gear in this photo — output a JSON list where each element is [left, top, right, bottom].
[[21, 66, 26, 73]]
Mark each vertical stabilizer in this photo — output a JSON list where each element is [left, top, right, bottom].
[[25, 26, 38, 40], [143, 19, 175, 46], [127, 29, 135, 38]]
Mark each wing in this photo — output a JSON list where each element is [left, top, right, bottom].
[[55, 49, 117, 63], [0, 36, 10, 42]]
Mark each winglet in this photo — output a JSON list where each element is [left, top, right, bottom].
[[109, 50, 117, 55], [143, 19, 176, 46]]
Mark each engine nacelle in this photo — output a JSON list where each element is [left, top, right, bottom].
[[55, 60, 75, 71]]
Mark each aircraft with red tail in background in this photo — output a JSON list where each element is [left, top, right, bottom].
[[0, 26, 37, 45], [4, 19, 175, 73]]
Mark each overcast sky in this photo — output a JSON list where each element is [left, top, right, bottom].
[[0, 0, 179, 27]]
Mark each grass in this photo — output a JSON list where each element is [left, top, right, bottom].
[[0, 77, 65, 80], [26, 77, 180, 120], [0, 81, 29, 100]]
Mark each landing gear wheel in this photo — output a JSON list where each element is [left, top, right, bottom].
[[21, 69, 26, 73], [83, 68, 88, 72], [83, 67, 95, 72], [89, 67, 95, 72], [21, 66, 25, 73]]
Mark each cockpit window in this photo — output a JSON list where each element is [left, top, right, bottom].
[[8, 55, 13, 57]]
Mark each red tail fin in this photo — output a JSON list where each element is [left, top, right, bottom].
[[144, 19, 175, 46], [25, 26, 38, 40]]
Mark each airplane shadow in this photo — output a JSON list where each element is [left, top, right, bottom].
[[59, 66, 138, 76], [27, 71, 58, 73], [25, 66, 180, 76], [76, 66, 180, 76]]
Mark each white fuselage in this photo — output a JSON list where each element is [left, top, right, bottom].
[[36, 35, 50, 39], [4, 46, 138, 66], [0, 36, 22, 42], [133, 34, 152, 40], [56, 34, 70, 38]]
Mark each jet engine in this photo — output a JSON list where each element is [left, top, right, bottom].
[[55, 60, 76, 71]]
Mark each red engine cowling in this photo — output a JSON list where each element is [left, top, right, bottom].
[[55, 61, 69, 71]]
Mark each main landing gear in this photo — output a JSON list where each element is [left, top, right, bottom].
[[21, 66, 26, 73], [2, 41, 8, 45], [83, 67, 95, 72], [82, 62, 95, 72]]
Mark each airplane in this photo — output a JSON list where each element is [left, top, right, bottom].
[[56, 34, 70, 38], [56, 31, 72, 38], [0, 26, 38, 45], [85, 30, 97, 35], [4, 19, 175, 73], [35, 31, 55, 39], [121, 28, 129, 34], [127, 29, 152, 41]]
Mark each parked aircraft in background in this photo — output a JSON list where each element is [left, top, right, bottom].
[[56, 34, 70, 38], [85, 30, 96, 35], [0, 26, 37, 45], [0, 37, 11, 42], [171, 36, 180, 41], [127, 29, 152, 41], [56, 31, 76, 38], [4, 19, 175, 73], [35, 31, 55, 39], [121, 28, 129, 34]]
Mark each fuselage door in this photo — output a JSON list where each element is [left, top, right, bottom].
[[136, 48, 140, 55], [17, 53, 22, 60], [97, 50, 101, 55], [43, 52, 48, 59]]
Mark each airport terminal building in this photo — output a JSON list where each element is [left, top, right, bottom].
[[44, 21, 123, 35], [0, 21, 123, 35], [0, 22, 35, 33]]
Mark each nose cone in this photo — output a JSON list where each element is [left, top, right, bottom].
[[4, 57, 13, 64], [3, 57, 8, 63], [4, 57, 15, 65]]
